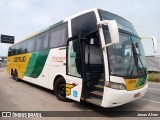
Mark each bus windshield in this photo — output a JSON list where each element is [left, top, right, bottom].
[[104, 29, 147, 78], [99, 9, 138, 36]]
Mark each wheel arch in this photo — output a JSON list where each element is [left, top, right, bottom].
[[53, 74, 66, 90]]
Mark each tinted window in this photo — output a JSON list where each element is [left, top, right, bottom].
[[26, 37, 35, 52], [49, 22, 68, 48], [19, 41, 27, 54], [8, 47, 12, 56], [71, 12, 97, 37], [15, 44, 20, 55], [18, 43, 22, 54], [35, 32, 49, 51], [12, 46, 16, 55], [99, 10, 138, 36]]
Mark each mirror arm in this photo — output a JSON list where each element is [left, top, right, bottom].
[[140, 36, 157, 53], [101, 43, 113, 49], [97, 20, 119, 45]]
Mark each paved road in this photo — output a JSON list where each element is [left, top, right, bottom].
[[0, 67, 160, 120]]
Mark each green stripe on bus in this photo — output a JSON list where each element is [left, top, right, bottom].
[[24, 52, 39, 76], [136, 77, 146, 88], [29, 50, 50, 78], [49, 20, 63, 29], [39, 27, 50, 34], [39, 20, 63, 35]]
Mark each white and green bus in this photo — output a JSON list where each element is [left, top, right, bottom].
[[7, 8, 157, 107]]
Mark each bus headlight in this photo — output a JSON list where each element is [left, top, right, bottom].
[[105, 81, 126, 90]]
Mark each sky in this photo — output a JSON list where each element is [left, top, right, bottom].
[[0, 0, 160, 56]]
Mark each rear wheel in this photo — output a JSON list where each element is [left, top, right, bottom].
[[13, 70, 20, 82], [11, 69, 14, 79], [54, 77, 71, 102]]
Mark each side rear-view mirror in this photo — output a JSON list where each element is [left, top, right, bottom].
[[98, 20, 119, 48], [140, 36, 157, 53]]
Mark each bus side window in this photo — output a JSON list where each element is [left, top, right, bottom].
[[15, 45, 20, 55], [22, 41, 27, 54], [12, 46, 16, 55], [8, 47, 12, 56], [35, 32, 49, 51], [24, 41, 28, 53], [18, 43, 22, 54], [17, 41, 26, 54], [26, 38, 35, 52], [49, 22, 68, 48]]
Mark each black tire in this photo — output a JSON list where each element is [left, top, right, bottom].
[[54, 78, 71, 102], [13, 70, 20, 82], [13, 71, 16, 80], [11, 70, 14, 79]]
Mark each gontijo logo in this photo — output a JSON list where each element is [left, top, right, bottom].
[[13, 56, 26, 62]]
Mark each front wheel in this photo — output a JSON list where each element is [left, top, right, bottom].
[[54, 78, 71, 102]]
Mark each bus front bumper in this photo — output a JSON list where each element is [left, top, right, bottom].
[[101, 83, 148, 108]]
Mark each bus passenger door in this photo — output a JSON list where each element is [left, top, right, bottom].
[[66, 36, 83, 102]]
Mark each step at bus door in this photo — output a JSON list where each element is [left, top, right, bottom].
[[66, 36, 83, 102]]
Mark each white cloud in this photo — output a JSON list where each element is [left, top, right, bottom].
[[0, 0, 7, 7], [9, 0, 28, 11]]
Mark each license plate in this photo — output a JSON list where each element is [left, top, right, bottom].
[[134, 93, 140, 98]]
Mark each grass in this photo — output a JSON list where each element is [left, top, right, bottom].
[[148, 73, 160, 83]]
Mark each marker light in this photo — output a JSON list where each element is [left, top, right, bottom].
[[105, 81, 126, 90]]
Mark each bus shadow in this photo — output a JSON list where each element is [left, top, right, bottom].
[[10, 77, 54, 95]]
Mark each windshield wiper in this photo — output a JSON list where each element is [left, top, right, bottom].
[[132, 43, 147, 76]]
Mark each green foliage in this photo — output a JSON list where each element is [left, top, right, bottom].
[[148, 73, 160, 82]]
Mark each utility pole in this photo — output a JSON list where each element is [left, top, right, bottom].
[[0, 34, 15, 67]]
